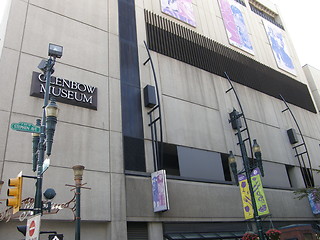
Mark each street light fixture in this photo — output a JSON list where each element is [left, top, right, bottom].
[[48, 43, 63, 58], [228, 109, 265, 240], [45, 99, 59, 157], [33, 43, 62, 216], [72, 165, 85, 240], [252, 139, 264, 177], [228, 151, 238, 185]]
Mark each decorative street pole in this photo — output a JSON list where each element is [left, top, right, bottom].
[[228, 109, 265, 240], [73, 165, 85, 240], [33, 43, 63, 215]]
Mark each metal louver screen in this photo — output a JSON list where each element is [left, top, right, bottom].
[[127, 222, 148, 240]]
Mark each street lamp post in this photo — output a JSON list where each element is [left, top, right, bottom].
[[34, 43, 63, 215], [228, 109, 265, 240], [72, 165, 85, 240]]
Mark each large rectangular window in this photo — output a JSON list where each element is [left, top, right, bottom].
[[161, 143, 231, 182], [177, 146, 225, 181]]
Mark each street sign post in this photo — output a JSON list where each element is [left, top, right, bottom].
[[26, 214, 41, 240], [11, 122, 41, 133]]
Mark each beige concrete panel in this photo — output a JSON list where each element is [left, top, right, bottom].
[[138, 45, 153, 88], [109, 77, 121, 132], [109, 34, 120, 80], [204, 0, 217, 39], [126, 176, 315, 221], [233, 84, 264, 123], [109, 220, 128, 240], [163, 96, 226, 152], [197, 4, 209, 37], [110, 173, 126, 221], [213, 78, 248, 157], [109, 0, 119, 35], [258, 94, 279, 128], [11, 53, 109, 130], [136, 6, 147, 49], [143, 0, 153, 11], [49, 122, 110, 171], [148, 222, 163, 240], [302, 110, 320, 140], [303, 137, 320, 169], [39, 167, 111, 221], [158, 55, 219, 109], [110, 131, 124, 174], [126, 176, 244, 220], [271, 98, 296, 131], [6, 115, 110, 171], [22, 5, 109, 76], [247, 120, 292, 164], [0, 111, 10, 165], [30, 0, 108, 31], [3, 0, 27, 51], [266, 188, 314, 219], [151, 0, 161, 16], [135, 0, 144, 9], [0, 48, 19, 112], [6, 114, 109, 171], [0, 161, 3, 182], [5, 113, 34, 164]]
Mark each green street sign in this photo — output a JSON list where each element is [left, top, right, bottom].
[[10, 122, 41, 133]]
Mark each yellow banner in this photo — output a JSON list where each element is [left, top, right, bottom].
[[238, 174, 254, 220], [238, 168, 270, 220], [251, 168, 270, 216]]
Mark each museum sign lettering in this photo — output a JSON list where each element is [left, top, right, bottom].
[[30, 72, 98, 110]]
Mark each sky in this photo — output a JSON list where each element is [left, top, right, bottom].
[[272, 0, 320, 70], [0, 0, 319, 70]]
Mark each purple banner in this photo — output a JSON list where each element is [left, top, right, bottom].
[[151, 170, 170, 212], [263, 20, 296, 75], [308, 191, 320, 215], [219, 0, 254, 55], [161, 0, 196, 27]]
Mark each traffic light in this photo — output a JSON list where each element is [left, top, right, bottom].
[[7, 172, 23, 214]]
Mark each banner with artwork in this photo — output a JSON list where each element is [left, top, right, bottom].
[[251, 168, 270, 216], [238, 174, 254, 219], [151, 170, 170, 212], [308, 190, 320, 214], [263, 20, 296, 75], [218, 0, 254, 55], [160, 0, 196, 27], [238, 168, 270, 220]]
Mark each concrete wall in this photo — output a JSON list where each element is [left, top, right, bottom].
[[304, 65, 320, 111], [132, 0, 320, 229]]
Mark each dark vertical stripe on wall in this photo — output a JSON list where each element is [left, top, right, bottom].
[[119, 0, 146, 172]]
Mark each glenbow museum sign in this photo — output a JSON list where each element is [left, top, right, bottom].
[[30, 72, 98, 110]]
